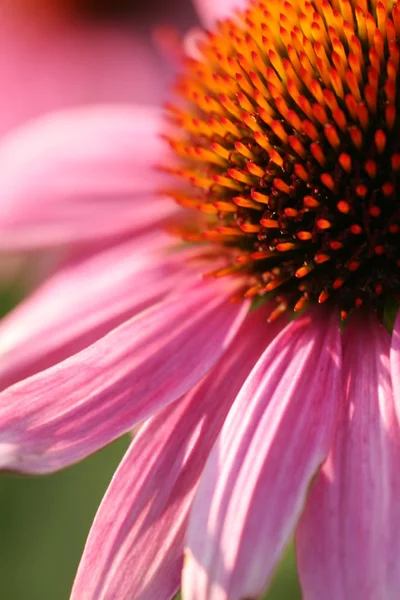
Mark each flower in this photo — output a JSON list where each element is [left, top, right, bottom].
[[1, 0, 400, 598]]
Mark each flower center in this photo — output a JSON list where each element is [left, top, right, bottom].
[[166, 0, 400, 321]]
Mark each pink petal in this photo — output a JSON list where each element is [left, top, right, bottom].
[[0, 105, 176, 249], [193, 0, 247, 27], [71, 306, 280, 600], [0, 235, 193, 389], [297, 313, 400, 600], [0, 5, 168, 135], [0, 279, 248, 474], [390, 309, 400, 423], [183, 308, 341, 600]]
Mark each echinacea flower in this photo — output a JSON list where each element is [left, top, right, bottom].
[[1, 0, 400, 598]]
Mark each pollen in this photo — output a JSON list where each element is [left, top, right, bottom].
[[165, 0, 400, 321]]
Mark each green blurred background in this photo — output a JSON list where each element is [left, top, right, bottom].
[[0, 286, 301, 600]]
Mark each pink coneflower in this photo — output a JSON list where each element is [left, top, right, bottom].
[[1, 0, 400, 598]]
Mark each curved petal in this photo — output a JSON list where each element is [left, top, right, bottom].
[[193, 0, 247, 28], [0, 234, 191, 390], [297, 314, 400, 600], [0, 279, 248, 474], [0, 105, 176, 249], [183, 308, 342, 600], [71, 306, 282, 600]]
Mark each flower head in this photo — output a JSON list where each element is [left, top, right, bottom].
[[166, 0, 400, 321], [0, 0, 400, 599]]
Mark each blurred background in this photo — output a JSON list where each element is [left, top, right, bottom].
[[0, 0, 302, 597]]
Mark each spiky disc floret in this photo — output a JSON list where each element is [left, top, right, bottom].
[[166, 0, 400, 320]]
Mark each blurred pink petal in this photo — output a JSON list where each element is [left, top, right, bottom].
[[183, 308, 341, 600], [71, 306, 281, 600], [0, 106, 176, 249], [0, 0, 188, 282], [192, 0, 247, 26], [0, 278, 247, 474], [297, 314, 400, 600], [0, 234, 196, 389], [0, 4, 167, 135]]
